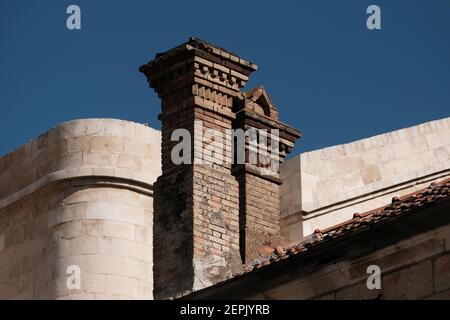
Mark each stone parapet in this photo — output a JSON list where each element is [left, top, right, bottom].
[[0, 119, 161, 299], [280, 117, 450, 239]]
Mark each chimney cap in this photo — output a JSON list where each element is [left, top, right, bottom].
[[141, 37, 258, 74]]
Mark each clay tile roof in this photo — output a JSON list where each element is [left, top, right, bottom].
[[245, 178, 450, 273]]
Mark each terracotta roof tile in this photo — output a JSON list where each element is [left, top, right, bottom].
[[245, 178, 450, 272]]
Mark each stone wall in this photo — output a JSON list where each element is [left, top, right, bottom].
[[0, 119, 161, 299], [281, 117, 450, 239], [245, 221, 450, 300]]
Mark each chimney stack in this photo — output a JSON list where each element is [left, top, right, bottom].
[[140, 37, 300, 298]]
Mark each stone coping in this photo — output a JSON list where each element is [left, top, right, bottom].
[[0, 118, 162, 210], [0, 166, 154, 211], [281, 116, 450, 215]]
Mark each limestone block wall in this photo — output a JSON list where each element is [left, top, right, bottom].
[[281, 117, 450, 238], [0, 119, 161, 299], [280, 157, 302, 241]]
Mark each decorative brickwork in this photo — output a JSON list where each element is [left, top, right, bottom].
[[141, 38, 255, 298], [140, 37, 300, 298], [233, 86, 300, 263]]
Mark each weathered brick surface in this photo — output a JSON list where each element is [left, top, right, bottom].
[[238, 173, 282, 262], [142, 38, 300, 298], [231, 86, 300, 263], [153, 99, 244, 298], [152, 87, 243, 298]]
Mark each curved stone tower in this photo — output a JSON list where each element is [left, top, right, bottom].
[[0, 119, 160, 299]]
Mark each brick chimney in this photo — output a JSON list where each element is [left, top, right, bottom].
[[233, 86, 300, 263], [140, 37, 300, 298]]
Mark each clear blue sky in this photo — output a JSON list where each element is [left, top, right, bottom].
[[1, 0, 449, 157]]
